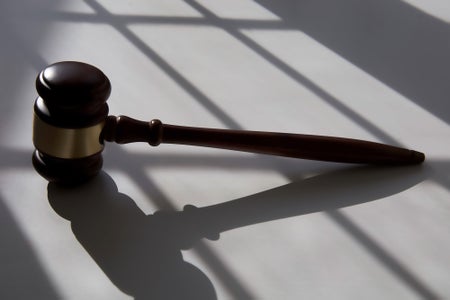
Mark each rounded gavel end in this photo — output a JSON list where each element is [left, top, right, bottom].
[[32, 61, 111, 184]]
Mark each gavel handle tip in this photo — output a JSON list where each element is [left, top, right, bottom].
[[410, 150, 425, 164]]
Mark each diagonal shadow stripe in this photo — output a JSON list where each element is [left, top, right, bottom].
[[67, 0, 440, 298], [327, 210, 439, 300], [183, 0, 400, 146], [81, 0, 255, 298], [84, 0, 242, 130], [254, 0, 450, 126]]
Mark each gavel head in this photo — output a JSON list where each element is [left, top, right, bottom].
[[32, 61, 111, 184]]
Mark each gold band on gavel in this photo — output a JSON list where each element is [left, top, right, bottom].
[[33, 113, 104, 159]]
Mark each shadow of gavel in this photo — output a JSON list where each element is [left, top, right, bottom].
[[46, 166, 426, 298], [32, 61, 425, 184]]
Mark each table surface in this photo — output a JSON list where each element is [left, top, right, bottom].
[[1, 0, 450, 299]]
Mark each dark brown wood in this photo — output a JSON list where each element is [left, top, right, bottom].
[[32, 150, 103, 185], [103, 115, 425, 165], [35, 61, 110, 127], [33, 61, 425, 185], [33, 61, 110, 184]]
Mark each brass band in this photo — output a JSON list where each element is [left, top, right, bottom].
[[33, 113, 104, 159]]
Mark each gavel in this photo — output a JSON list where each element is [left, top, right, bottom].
[[32, 61, 425, 184]]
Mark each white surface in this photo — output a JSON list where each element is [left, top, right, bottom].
[[1, 0, 450, 299]]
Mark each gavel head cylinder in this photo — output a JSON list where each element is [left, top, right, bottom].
[[32, 61, 111, 184]]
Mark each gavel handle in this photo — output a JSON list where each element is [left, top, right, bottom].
[[102, 115, 425, 165]]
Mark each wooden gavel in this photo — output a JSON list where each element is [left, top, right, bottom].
[[32, 61, 425, 184]]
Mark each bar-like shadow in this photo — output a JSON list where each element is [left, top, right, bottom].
[[255, 0, 450, 125], [0, 196, 60, 300], [47, 165, 424, 299]]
